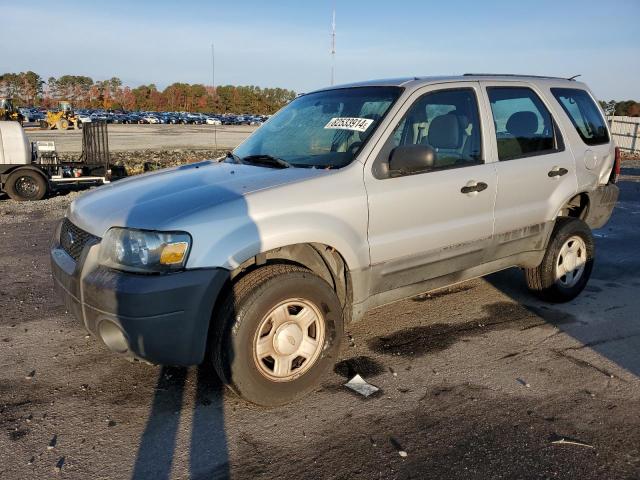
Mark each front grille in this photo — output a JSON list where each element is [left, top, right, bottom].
[[60, 218, 100, 261]]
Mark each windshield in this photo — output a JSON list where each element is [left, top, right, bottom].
[[233, 86, 402, 168]]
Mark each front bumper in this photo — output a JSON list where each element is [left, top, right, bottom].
[[50, 224, 229, 365]]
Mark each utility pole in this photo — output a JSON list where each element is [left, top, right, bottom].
[[211, 43, 215, 91], [211, 42, 218, 152], [330, 5, 336, 86]]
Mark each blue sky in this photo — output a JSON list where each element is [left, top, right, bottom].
[[1, 0, 638, 100]]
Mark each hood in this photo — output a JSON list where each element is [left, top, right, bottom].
[[68, 160, 330, 236]]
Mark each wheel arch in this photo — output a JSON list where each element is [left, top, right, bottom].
[[228, 242, 353, 319], [555, 191, 590, 222]]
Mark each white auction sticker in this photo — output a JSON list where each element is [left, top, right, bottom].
[[324, 117, 374, 132]]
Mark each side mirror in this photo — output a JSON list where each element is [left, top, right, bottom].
[[389, 144, 437, 176]]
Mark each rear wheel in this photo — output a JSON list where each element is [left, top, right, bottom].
[[5, 170, 48, 201], [39, 120, 49, 129], [212, 264, 344, 406], [525, 217, 594, 302]]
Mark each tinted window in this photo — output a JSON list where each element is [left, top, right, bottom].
[[383, 89, 482, 171], [487, 87, 556, 160], [551, 88, 609, 146]]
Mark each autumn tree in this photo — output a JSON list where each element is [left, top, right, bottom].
[[1, 70, 297, 113]]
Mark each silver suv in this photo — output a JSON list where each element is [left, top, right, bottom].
[[51, 74, 620, 405]]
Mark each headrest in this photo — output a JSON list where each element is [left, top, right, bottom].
[[427, 114, 460, 149], [506, 111, 538, 138]]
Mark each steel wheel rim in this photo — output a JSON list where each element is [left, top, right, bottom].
[[555, 235, 587, 288], [15, 176, 38, 198], [253, 298, 325, 382]]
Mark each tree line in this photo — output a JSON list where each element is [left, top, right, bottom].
[[0, 71, 297, 114], [599, 100, 640, 117], [3, 71, 638, 117]]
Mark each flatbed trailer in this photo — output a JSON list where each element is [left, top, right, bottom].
[[0, 121, 125, 201]]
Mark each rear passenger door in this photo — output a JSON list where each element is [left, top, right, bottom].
[[480, 82, 577, 246]]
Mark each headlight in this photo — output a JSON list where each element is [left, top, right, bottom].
[[99, 228, 191, 273]]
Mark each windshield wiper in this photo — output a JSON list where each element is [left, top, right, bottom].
[[241, 154, 292, 169], [225, 151, 243, 164]]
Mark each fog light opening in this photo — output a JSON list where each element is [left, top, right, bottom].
[[98, 320, 129, 354]]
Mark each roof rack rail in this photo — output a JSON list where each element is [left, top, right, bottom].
[[462, 73, 575, 81]]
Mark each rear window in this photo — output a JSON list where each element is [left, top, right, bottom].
[[551, 88, 609, 146]]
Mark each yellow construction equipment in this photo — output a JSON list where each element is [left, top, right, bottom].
[[0, 98, 24, 123], [40, 101, 80, 130]]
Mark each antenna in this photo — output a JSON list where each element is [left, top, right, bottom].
[[330, 4, 336, 85], [211, 42, 218, 154]]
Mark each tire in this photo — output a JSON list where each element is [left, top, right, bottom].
[[76, 120, 82, 129], [212, 264, 344, 406], [525, 217, 594, 302], [5, 169, 48, 201], [56, 118, 69, 130], [39, 120, 49, 129]]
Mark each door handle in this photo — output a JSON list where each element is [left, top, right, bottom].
[[548, 167, 568, 178], [460, 182, 488, 194]]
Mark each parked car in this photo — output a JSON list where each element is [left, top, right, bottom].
[[206, 116, 222, 125], [18, 108, 43, 122], [50, 74, 620, 406], [221, 115, 237, 125], [142, 114, 160, 124]]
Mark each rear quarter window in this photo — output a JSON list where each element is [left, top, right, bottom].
[[551, 88, 609, 146]]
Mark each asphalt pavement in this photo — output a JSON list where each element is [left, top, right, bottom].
[[0, 162, 639, 479]]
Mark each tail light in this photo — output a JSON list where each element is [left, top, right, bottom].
[[609, 146, 621, 184]]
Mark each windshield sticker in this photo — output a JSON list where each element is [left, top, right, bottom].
[[324, 117, 374, 132]]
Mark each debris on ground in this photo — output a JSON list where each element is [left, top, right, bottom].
[[344, 374, 380, 397], [48, 434, 57, 450], [550, 434, 594, 449], [25, 370, 36, 380], [390, 437, 408, 457], [54, 456, 65, 473], [516, 378, 531, 388]]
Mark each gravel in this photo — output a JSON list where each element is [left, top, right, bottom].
[[59, 148, 227, 175], [1, 159, 639, 479]]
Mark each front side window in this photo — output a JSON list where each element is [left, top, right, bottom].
[[233, 86, 402, 169], [380, 88, 483, 172], [487, 87, 557, 161], [551, 88, 609, 146]]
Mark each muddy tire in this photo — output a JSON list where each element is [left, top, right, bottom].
[[39, 120, 49, 129], [212, 264, 344, 406], [525, 217, 594, 302], [5, 169, 48, 201]]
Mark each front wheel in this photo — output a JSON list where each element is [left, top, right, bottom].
[[525, 217, 594, 302], [212, 264, 344, 406]]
